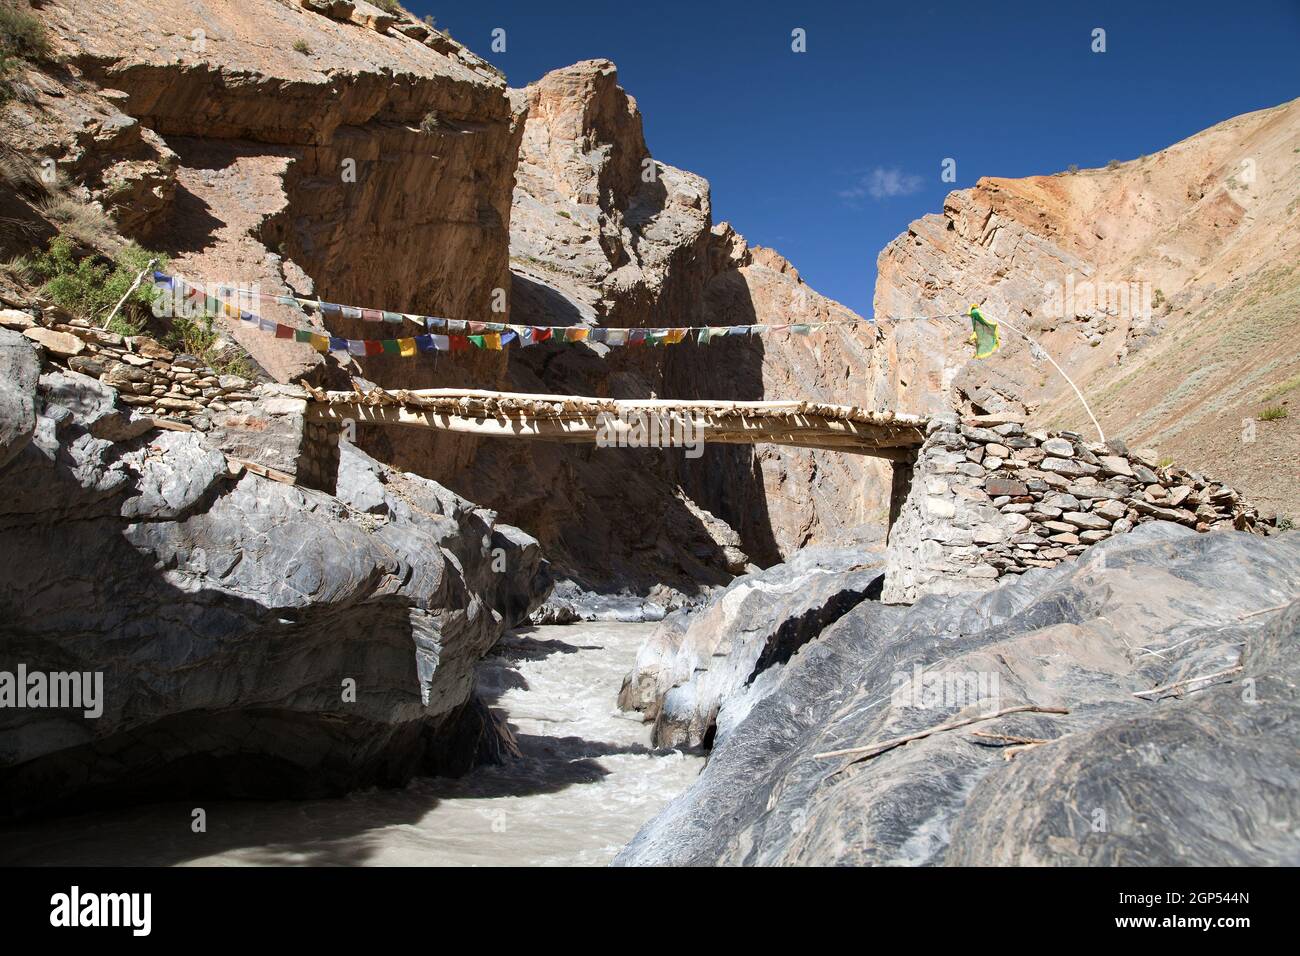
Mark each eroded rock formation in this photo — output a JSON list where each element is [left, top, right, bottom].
[[616, 523, 1300, 865], [0, 328, 551, 818], [875, 98, 1300, 521]]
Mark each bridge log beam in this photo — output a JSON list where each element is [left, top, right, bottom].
[[306, 397, 925, 459]]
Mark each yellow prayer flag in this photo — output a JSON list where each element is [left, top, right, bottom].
[[398, 337, 417, 357], [666, 328, 686, 344], [310, 333, 330, 353], [485, 332, 502, 350], [565, 327, 589, 342]]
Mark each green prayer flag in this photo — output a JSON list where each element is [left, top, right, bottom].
[[381, 339, 401, 355], [294, 329, 313, 343], [968, 305, 1000, 359], [697, 328, 711, 344], [468, 335, 486, 349]]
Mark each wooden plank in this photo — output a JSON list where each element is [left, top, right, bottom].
[[306, 401, 925, 456]]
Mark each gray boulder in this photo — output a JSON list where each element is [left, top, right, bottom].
[[619, 526, 885, 749], [0, 329, 38, 470], [0, 371, 552, 818], [616, 523, 1300, 865]]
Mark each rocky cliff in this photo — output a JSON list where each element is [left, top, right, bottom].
[[617, 522, 1300, 865], [0, 326, 550, 817], [876, 97, 1300, 522], [399, 60, 898, 611]]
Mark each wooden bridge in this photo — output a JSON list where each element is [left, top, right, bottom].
[[303, 387, 928, 458]]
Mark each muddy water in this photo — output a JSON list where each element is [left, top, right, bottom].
[[0, 624, 701, 867]]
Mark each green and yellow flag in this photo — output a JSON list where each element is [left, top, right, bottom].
[[968, 304, 1000, 359]]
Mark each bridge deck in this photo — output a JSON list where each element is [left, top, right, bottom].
[[304, 387, 928, 457]]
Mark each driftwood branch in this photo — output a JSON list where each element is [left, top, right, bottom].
[[814, 704, 1069, 767], [1132, 665, 1243, 701]]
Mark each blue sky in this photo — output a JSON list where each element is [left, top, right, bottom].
[[411, 0, 1300, 316]]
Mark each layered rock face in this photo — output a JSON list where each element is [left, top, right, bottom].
[[403, 60, 898, 608], [876, 98, 1300, 521], [0, 329, 551, 818], [15, 0, 520, 386], [616, 523, 1300, 865]]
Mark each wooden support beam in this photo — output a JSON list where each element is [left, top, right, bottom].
[[305, 397, 926, 458]]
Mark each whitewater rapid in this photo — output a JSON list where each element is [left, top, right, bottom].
[[0, 623, 702, 866]]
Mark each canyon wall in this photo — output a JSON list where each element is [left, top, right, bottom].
[[875, 98, 1300, 522], [409, 60, 899, 606]]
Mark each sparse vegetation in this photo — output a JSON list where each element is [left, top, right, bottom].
[[1106, 159, 1121, 170], [419, 109, 443, 133], [1066, 164, 1079, 175], [212, 351, 256, 379], [37, 194, 117, 251], [1279, 516, 1295, 531], [1158, 456, 1175, 468], [32, 235, 166, 328], [162, 312, 218, 358], [1258, 405, 1289, 422], [0, 142, 45, 196], [374, 0, 404, 15], [0, 253, 36, 285], [1260, 374, 1300, 403], [0, 4, 51, 61], [292, 39, 311, 55]]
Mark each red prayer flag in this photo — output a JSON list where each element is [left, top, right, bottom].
[[363, 340, 384, 356], [274, 324, 294, 339]]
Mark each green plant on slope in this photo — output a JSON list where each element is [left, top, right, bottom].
[[162, 312, 217, 358], [34, 235, 165, 328], [1258, 405, 1288, 421], [1260, 374, 1300, 403]]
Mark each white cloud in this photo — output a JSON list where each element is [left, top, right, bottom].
[[839, 167, 924, 203]]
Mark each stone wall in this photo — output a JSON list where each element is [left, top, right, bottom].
[[1, 310, 257, 418], [0, 308, 331, 487], [882, 411, 1273, 603]]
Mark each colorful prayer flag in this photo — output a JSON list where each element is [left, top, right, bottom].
[[398, 337, 417, 357], [968, 304, 1000, 359]]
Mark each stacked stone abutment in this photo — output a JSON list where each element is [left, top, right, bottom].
[[882, 412, 1274, 603]]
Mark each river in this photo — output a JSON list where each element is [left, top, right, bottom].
[[0, 623, 701, 867]]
